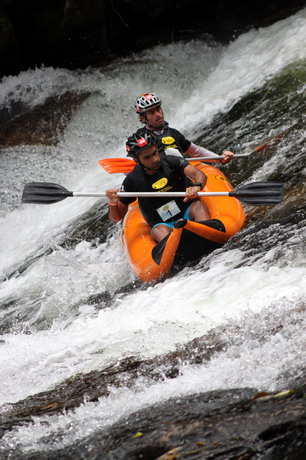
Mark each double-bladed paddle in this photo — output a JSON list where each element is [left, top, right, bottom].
[[22, 181, 284, 206], [98, 136, 283, 174], [99, 154, 250, 174]]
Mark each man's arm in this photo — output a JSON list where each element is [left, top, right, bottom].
[[185, 143, 234, 164], [105, 189, 129, 223], [185, 142, 218, 158], [184, 164, 207, 187], [183, 164, 207, 202]]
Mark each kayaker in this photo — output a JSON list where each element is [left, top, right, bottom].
[[106, 132, 210, 242], [133, 92, 235, 163]]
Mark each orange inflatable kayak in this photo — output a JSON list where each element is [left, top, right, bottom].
[[122, 162, 246, 282]]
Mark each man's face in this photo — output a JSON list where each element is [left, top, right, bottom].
[[138, 144, 161, 172], [143, 106, 164, 129]]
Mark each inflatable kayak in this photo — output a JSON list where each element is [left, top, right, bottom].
[[122, 162, 246, 282]]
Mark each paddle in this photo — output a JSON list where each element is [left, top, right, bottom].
[[99, 154, 251, 174], [98, 135, 283, 174], [22, 181, 284, 206]]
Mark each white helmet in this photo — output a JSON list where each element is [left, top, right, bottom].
[[134, 93, 161, 114]]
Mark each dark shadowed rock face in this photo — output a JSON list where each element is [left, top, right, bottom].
[[0, 0, 305, 77]]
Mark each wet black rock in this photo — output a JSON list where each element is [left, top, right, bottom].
[[58, 387, 306, 460], [1, 386, 306, 459], [1, 313, 306, 459]]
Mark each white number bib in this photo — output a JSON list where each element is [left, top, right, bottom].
[[156, 200, 181, 221]]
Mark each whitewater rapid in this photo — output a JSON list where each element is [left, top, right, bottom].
[[0, 6, 305, 454]]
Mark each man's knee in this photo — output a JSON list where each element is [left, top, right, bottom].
[[190, 200, 210, 220], [151, 224, 172, 242]]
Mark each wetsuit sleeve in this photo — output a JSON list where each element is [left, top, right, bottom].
[[186, 142, 218, 157], [119, 175, 137, 205]]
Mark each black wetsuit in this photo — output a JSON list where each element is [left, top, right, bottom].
[[136, 123, 191, 156], [119, 155, 194, 227]]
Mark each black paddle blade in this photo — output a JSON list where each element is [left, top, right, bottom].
[[22, 182, 73, 204], [229, 182, 284, 205]]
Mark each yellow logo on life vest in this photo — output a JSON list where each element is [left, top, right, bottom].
[[162, 136, 175, 145], [152, 177, 168, 189]]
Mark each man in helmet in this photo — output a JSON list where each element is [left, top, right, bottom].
[[133, 92, 234, 163], [106, 132, 210, 243]]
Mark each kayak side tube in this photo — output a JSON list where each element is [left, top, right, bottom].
[[122, 163, 246, 282]]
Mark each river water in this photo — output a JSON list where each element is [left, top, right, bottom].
[[0, 7, 305, 458]]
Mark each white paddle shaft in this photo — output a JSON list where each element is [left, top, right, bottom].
[[73, 191, 233, 198]]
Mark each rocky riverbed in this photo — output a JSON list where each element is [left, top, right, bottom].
[[1, 318, 305, 459]]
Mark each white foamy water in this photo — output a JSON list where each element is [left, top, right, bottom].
[[0, 6, 305, 454]]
